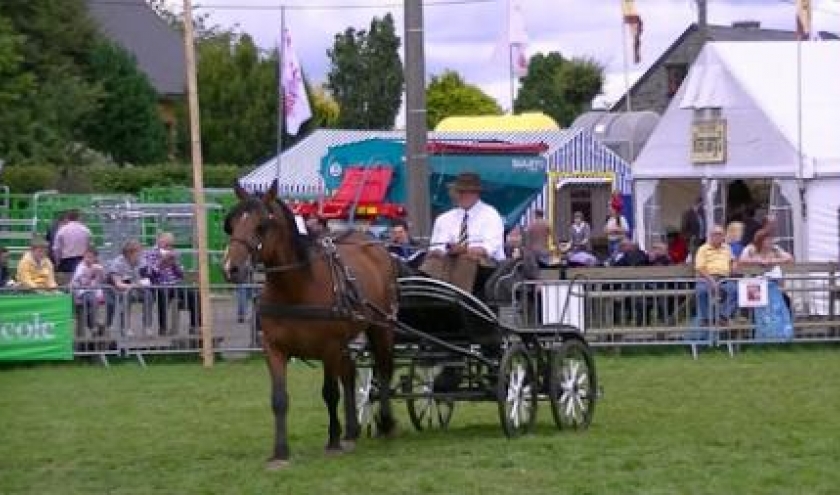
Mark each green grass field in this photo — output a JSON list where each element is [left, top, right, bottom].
[[2, 348, 840, 495]]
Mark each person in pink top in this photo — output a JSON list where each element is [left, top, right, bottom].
[[53, 209, 92, 274]]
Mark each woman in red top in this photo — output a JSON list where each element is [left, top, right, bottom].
[[667, 231, 689, 264]]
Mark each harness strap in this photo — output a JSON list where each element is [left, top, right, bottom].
[[258, 303, 357, 321]]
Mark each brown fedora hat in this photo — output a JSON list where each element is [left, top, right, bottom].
[[450, 172, 482, 193]]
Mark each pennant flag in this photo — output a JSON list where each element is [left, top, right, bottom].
[[796, 0, 812, 40], [622, 0, 643, 65], [281, 28, 312, 136], [508, 0, 529, 77]]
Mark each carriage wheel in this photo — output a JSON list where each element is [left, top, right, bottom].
[[355, 367, 376, 437], [406, 364, 455, 431], [497, 343, 538, 437], [548, 338, 597, 430]]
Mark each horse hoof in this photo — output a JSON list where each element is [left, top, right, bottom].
[[340, 440, 357, 452], [266, 459, 290, 471], [324, 446, 345, 457]]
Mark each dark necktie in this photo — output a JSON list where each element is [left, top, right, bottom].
[[458, 212, 469, 246]]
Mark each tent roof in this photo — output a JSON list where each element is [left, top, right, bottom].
[[634, 41, 840, 179], [240, 128, 632, 194]]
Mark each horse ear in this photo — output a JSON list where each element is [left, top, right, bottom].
[[233, 180, 249, 200], [264, 179, 278, 204]]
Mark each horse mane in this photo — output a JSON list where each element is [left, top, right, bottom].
[[270, 196, 312, 263]]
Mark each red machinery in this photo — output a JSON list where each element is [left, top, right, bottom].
[[290, 165, 406, 221]]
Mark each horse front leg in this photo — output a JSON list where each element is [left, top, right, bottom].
[[339, 352, 360, 451], [322, 357, 343, 454], [265, 347, 290, 469]]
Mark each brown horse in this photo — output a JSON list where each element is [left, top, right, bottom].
[[223, 180, 398, 469]]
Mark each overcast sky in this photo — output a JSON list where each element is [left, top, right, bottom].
[[179, 0, 840, 118]]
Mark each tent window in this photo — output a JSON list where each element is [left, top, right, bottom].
[[666, 64, 688, 97]]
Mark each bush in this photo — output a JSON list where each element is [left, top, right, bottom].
[[1, 164, 251, 194]]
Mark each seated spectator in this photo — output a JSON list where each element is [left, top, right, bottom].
[[648, 241, 672, 266], [726, 221, 745, 258], [0, 247, 11, 287], [388, 219, 421, 260], [144, 232, 200, 336], [71, 247, 106, 334], [105, 239, 151, 336], [739, 228, 794, 339], [694, 225, 737, 326], [609, 238, 649, 267], [52, 209, 92, 274], [526, 209, 551, 262], [16, 237, 58, 290], [505, 225, 524, 260], [569, 211, 592, 253]]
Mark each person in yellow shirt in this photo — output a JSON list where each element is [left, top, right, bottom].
[[695, 225, 737, 325], [16, 238, 58, 290]]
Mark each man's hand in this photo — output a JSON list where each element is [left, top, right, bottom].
[[466, 246, 487, 260], [447, 243, 467, 256]]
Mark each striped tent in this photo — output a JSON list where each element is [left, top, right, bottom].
[[239, 128, 631, 220]]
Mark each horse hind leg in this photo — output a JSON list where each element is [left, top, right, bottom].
[[265, 348, 290, 470], [322, 359, 344, 454], [367, 324, 397, 437], [339, 352, 360, 451]]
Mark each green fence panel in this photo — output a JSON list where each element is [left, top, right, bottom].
[[0, 293, 74, 361]]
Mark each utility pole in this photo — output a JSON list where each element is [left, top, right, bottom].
[[403, 0, 431, 237], [182, 0, 214, 367]]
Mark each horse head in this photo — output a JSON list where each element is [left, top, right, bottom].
[[223, 180, 311, 283]]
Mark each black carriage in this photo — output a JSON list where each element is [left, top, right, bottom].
[[356, 275, 597, 437]]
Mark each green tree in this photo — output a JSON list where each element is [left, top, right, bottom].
[[189, 32, 278, 164], [0, 0, 101, 164], [84, 41, 167, 164], [426, 70, 501, 129], [311, 85, 341, 129], [326, 14, 404, 129], [514, 52, 604, 127]]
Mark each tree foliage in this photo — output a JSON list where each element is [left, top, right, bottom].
[[84, 41, 168, 164], [514, 52, 604, 127], [186, 32, 279, 165], [0, 0, 102, 164], [426, 70, 501, 129], [326, 14, 404, 129]]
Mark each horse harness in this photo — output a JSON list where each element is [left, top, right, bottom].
[[257, 233, 396, 327]]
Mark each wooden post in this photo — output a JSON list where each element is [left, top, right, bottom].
[[183, 0, 214, 367]]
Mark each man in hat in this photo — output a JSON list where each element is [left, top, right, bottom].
[[420, 172, 505, 292], [16, 237, 58, 290]]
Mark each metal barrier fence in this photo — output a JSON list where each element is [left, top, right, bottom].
[[2, 273, 837, 364], [514, 273, 840, 358], [0, 283, 262, 365]]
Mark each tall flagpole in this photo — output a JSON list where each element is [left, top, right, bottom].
[[276, 6, 286, 192], [507, 0, 515, 112], [182, 0, 214, 367], [621, 10, 632, 112]]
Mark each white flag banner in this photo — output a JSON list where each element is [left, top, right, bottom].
[[508, 0, 529, 76], [281, 28, 312, 136]]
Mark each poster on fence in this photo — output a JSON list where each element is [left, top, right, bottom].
[[737, 278, 768, 308], [540, 282, 586, 332], [0, 293, 74, 361]]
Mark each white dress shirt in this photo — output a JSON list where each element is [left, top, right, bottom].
[[429, 200, 506, 261]]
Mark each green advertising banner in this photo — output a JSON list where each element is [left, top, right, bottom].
[[0, 293, 74, 361]]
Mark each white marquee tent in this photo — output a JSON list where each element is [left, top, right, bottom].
[[633, 41, 840, 261]]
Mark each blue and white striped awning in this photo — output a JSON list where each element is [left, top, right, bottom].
[[239, 128, 632, 206]]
